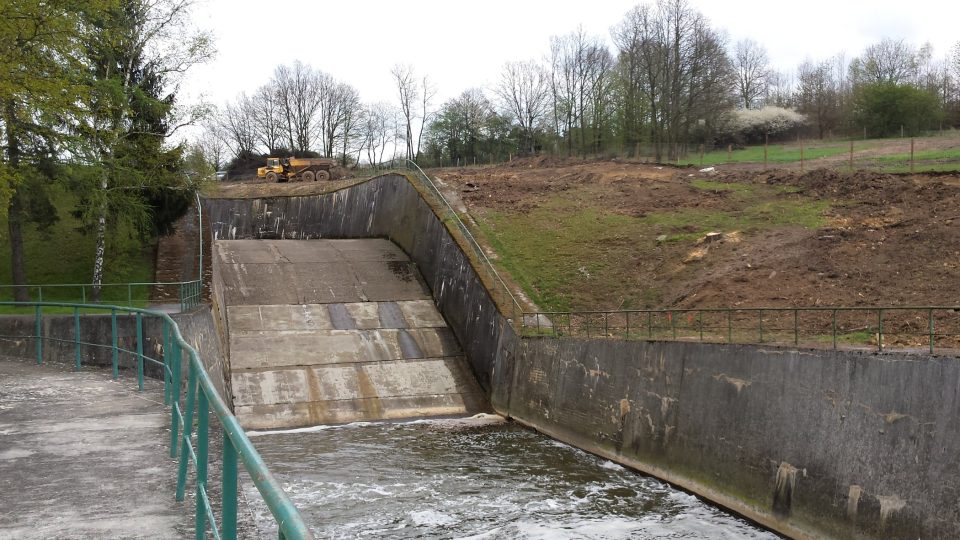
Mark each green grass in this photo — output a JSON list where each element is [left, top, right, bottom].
[[0, 185, 156, 307], [874, 148, 960, 163], [476, 187, 830, 312], [683, 142, 857, 166], [641, 200, 829, 243]]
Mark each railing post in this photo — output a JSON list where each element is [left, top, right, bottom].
[[195, 391, 210, 540], [877, 309, 883, 352], [136, 312, 144, 391], [128, 283, 132, 307], [111, 308, 119, 380], [179, 283, 185, 313], [794, 309, 799, 346], [929, 308, 935, 355], [34, 305, 42, 365], [176, 363, 198, 501], [832, 309, 838, 349], [163, 319, 171, 405], [170, 338, 182, 459], [647, 311, 653, 339], [727, 310, 733, 343], [604, 312, 609, 337], [74, 307, 81, 370], [222, 433, 238, 540], [37, 286, 42, 303], [671, 311, 676, 340], [698, 311, 703, 341], [81, 285, 86, 304], [758, 310, 764, 343], [625, 311, 631, 340]]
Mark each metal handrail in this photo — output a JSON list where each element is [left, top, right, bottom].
[[522, 305, 960, 354], [0, 280, 203, 312], [0, 301, 313, 540], [402, 159, 525, 324]]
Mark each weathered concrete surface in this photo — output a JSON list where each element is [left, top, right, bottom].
[[0, 357, 190, 539], [206, 175, 960, 539], [206, 175, 510, 394], [503, 338, 960, 540], [216, 239, 488, 429]]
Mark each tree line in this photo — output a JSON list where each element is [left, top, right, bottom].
[[1, 0, 211, 300], [207, 0, 960, 170]]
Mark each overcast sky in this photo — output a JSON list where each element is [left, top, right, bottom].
[[181, 0, 959, 118]]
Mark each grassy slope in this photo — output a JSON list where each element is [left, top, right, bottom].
[[476, 180, 829, 313], [682, 135, 960, 171], [0, 185, 155, 305]]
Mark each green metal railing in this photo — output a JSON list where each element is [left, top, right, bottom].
[[0, 302, 313, 540], [400, 159, 526, 325], [522, 306, 960, 354], [0, 280, 203, 312]]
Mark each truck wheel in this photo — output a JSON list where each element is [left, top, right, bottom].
[[265, 171, 278, 182], [317, 170, 331, 181], [302, 170, 316, 182]]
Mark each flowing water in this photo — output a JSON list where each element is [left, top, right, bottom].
[[242, 416, 779, 539]]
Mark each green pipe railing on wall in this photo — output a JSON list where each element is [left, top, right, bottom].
[[0, 280, 203, 312], [0, 301, 313, 540], [401, 159, 526, 325], [522, 306, 960, 354]]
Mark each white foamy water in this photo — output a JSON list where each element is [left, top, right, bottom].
[[241, 418, 780, 539]]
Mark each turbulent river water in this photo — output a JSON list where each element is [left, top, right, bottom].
[[242, 416, 779, 539]]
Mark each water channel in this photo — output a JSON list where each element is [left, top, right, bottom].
[[242, 416, 778, 539]]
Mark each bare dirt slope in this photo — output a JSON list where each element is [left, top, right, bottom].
[[435, 157, 960, 313]]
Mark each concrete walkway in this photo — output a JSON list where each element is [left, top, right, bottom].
[[0, 357, 190, 539]]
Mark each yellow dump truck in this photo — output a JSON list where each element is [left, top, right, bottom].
[[257, 157, 335, 182]]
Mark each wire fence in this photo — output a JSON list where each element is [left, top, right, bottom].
[[523, 306, 960, 354], [0, 281, 203, 312], [391, 130, 960, 174]]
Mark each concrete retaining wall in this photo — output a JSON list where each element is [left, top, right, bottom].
[[206, 174, 958, 539], [505, 339, 960, 539], [206, 175, 510, 392], [0, 306, 227, 400]]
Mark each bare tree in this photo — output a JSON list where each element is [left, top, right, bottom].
[[851, 38, 918, 85], [415, 75, 436, 160], [196, 123, 228, 170], [274, 61, 322, 153], [216, 95, 257, 158], [550, 27, 609, 157], [391, 64, 418, 160], [797, 58, 838, 139], [495, 60, 550, 155], [734, 39, 769, 109], [765, 70, 794, 107], [250, 85, 283, 154], [363, 102, 396, 167], [613, 0, 734, 161]]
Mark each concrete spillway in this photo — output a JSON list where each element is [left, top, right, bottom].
[[216, 238, 488, 430]]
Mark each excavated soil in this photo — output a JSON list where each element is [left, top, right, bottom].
[[435, 158, 960, 311], [156, 159, 960, 346]]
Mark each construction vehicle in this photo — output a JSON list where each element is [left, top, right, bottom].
[[257, 157, 336, 182]]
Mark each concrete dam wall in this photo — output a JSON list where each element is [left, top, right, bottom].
[[205, 174, 958, 539], [212, 237, 487, 429]]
